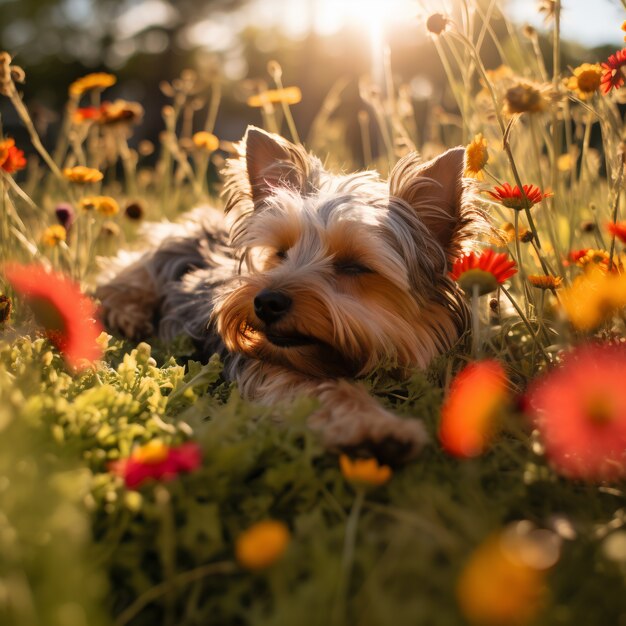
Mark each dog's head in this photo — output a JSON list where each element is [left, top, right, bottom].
[[215, 127, 478, 378]]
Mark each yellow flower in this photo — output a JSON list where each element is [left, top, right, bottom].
[[132, 439, 169, 464], [528, 274, 563, 290], [192, 131, 220, 152], [503, 81, 549, 115], [41, 225, 67, 247], [339, 454, 392, 486], [235, 520, 290, 570], [465, 133, 489, 179], [99, 100, 144, 125], [566, 63, 603, 100], [560, 266, 626, 330], [79, 196, 120, 216], [69, 72, 116, 97], [63, 166, 104, 184], [247, 87, 302, 108]]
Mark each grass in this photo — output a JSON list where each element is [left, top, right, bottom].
[[2, 1, 626, 625]]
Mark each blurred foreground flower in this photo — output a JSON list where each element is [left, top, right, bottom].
[[339, 454, 392, 486], [0, 138, 26, 173], [566, 63, 603, 100], [439, 360, 508, 457], [69, 72, 116, 97], [526, 343, 626, 481], [560, 266, 626, 330], [488, 183, 552, 211], [465, 134, 489, 179], [608, 221, 626, 244], [41, 224, 67, 247], [110, 439, 202, 489], [503, 81, 549, 115], [247, 87, 302, 107], [457, 522, 559, 625], [235, 520, 290, 570], [63, 166, 104, 184], [79, 195, 120, 216], [192, 131, 220, 152], [450, 250, 517, 296], [601, 48, 626, 94], [99, 100, 144, 125], [4, 263, 103, 369]]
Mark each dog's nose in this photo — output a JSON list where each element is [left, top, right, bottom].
[[254, 289, 292, 324]]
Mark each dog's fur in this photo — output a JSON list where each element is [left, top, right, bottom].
[[97, 127, 481, 461]]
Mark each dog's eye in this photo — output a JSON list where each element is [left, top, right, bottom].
[[334, 261, 373, 276], [275, 249, 287, 260]]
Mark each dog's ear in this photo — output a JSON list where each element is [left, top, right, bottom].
[[245, 126, 311, 209], [389, 147, 468, 256]]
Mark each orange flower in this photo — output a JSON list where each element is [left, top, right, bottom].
[[192, 131, 220, 152], [449, 250, 517, 296], [608, 221, 626, 244], [69, 72, 116, 97], [0, 138, 26, 173], [73, 107, 102, 123], [439, 360, 508, 457], [526, 343, 626, 481], [465, 133, 489, 179], [528, 274, 563, 290], [63, 166, 104, 184], [99, 100, 144, 125], [4, 264, 103, 370], [79, 195, 120, 216], [235, 520, 290, 570], [247, 87, 302, 107], [600, 48, 626, 94], [41, 225, 67, 247], [487, 183, 552, 211], [566, 63, 603, 100], [339, 455, 392, 486]]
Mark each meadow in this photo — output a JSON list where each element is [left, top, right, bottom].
[[2, 1, 626, 624]]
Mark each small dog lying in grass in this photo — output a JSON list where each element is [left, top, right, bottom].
[[97, 127, 480, 461]]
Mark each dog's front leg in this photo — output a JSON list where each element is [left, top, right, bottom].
[[238, 362, 428, 462]]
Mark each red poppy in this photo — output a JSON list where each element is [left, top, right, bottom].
[[487, 183, 552, 211], [608, 221, 626, 244], [0, 138, 26, 173], [600, 48, 626, 94], [4, 263, 103, 370], [439, 360, 509, 457], [110, 440, 202, 489], [450, 250, 517, 296], [526, 343, 626, 481]]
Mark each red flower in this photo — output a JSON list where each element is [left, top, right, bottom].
[[0, 138, 26, 173], [110, 440, 202, 489], [450, 250, 517, 296], [439, 360, 509, 457], [73, 106, 102, 123], [601, 48, 626, 94], [608, 221, 626, 244], [567, 248, 589, 264], [526, 343, 626, 481], [487, 183, 552, 211], [4, 263, 103, 370]]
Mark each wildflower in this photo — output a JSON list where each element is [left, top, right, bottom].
[[528, 274, 563, 290], [426, 13, 450, 35], [55, 203, 76, 231], [457, 523, 558, 625], [503, 81, 549, 115], [526, 343, 626, 481], [465, 133, 489, 179], [99, 100, 144, 125], [235, 520, 290, 570], [622, 20, 626, 42], [79, 195, 119, 216], [569, 248, 610, 270], [0, 295, 11, 324], [339, 455, 392, 486], [99, 221, 120, 238], [566, 63, 603, 100], [560, 266, 626, 330], [538, 0, 557, 22], [0, 138, 26, 173], [73, 107, 101, 124], [124, 202, 145, 221], [192, 131, 220, 152], [439, 360, 508, 457], [69, 72, 116, 97], [487, 183, 552, 211], [63, 166, 104, 184], [494, 221, 532, 246], [110, 439, 202, 489], [556, 153, 574, 171], [450, 250, 517, 296], [247, 87, 302, 107], [600, 48, 626, 94], [608, 221, 626, 244], [41, 224, 67, 247], [4, 263, 103, 369]]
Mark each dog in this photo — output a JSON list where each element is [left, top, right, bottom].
[[97, 126, 480, 461]]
